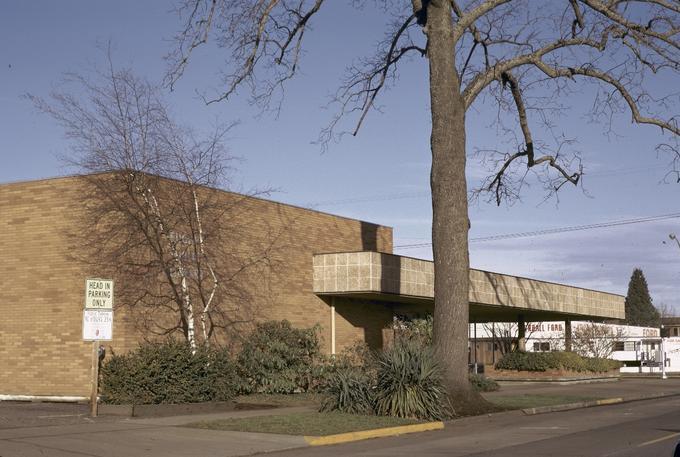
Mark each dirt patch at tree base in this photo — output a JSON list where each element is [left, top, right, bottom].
[[446, 388, 503, 418]]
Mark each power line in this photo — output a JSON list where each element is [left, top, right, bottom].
[[394, 212, 680, 249]]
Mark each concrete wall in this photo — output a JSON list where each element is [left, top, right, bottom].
[[0, 176, 393, 396]]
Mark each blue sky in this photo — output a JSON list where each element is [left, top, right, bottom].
[[1, 2, 678, 312]]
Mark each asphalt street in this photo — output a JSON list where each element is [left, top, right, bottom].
[[1, 387, 679, 457], [269, 396, 680, 457]]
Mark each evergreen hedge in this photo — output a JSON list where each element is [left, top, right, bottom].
[[237, 320, 321, 394], [100, 340, 239, 405], [495, 351, 622, 373], [100, 320, 323, 404]]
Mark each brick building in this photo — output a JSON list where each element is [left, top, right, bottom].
[[662, 317, 680, 337], [1, 175, 625, 398]]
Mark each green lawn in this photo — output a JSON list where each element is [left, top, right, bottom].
[[488, 394, 599, 410], [186, 412, 422, 436], [234, 392, 326, 407]]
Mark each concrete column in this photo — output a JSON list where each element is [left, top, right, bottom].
[[491, 322, 496, 365], [472, 319, 478, 371], [330, 298, 336, 355], [565, 319, 572, 352], [517, 315, 526, 352]]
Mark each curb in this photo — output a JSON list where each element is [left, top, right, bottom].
[[99, 401, 279, 418], [495, 376, 619, 385], [522, 391, 680, 415], [521, 397, 623, 415], [303, 421, 445, 446]]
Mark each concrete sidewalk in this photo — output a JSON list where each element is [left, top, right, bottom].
[[0, 406, 314, 457], [2, 378, 680, 457], [482, 377, 680, 403]]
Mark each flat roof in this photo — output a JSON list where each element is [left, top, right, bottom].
[[0, 172, 392, 231]]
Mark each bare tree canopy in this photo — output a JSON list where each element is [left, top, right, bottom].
[[167, 0, 678, 202], [670, 233, 680, 248], [571, 322, 626, 359], [166, 0, 679, 415], [28, 56, 276, 351]]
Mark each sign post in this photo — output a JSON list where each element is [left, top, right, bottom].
[[90, 341, 100, 417], [83, 279, 114, 417], [661, 337, 668, 380]]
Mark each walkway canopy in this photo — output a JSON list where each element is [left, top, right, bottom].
[[313, 251, 624, 322]]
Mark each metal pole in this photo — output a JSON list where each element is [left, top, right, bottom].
[[661, 337, 667, 380], [90, 342, 99, 417]]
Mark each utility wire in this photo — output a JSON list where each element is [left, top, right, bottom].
[[394, 212, 680, 249]]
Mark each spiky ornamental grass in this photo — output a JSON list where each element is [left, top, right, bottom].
[[320, 367, 375, 415], [373, 340, 450, 420]]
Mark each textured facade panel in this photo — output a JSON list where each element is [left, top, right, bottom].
[[313, 252, 625, 320]]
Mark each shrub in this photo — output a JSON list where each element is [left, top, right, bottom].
[[554, 351, 587, 372], [584, 357, 622, 372], [312, 342, 375, 392], [373, 340, 449, 420], [495, 351, 621, 373], [320, 367, 375, 415], [495, 351, 531, 371], [392, 315, 433, 346], [469, 373, 500, 392], [238, 320, 321, 394], [320, 341, 450, 420], [100, 340, 239, 404]]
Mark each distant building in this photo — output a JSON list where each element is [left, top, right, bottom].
[[469, 321, 680, 374], [662, 317, 680, 337], [468, 322, 657, 365]]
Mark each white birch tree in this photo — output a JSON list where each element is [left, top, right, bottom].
[[28, 56, 275, 350]]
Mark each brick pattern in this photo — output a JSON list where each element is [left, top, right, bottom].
[[332, 297, 394, 351], [313, 252, 625, 320], [0, 176, 393, 396]]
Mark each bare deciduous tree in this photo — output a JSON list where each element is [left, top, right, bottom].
[[166, 0, 679, 414], [660, 143, 680, 183], [482, 321, 540, 354], [669, 233, 680, 249], [656, 301, 674, 319], [484, 322, 518, 355], [28, 58, 277, 351], [571, 322, 626, 359]]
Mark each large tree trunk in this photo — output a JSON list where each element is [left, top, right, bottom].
[[426, 0, 492, 416]]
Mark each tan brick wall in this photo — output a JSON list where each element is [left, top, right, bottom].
[[331, 297, 395, 351], [0, 176, 393, 397]]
